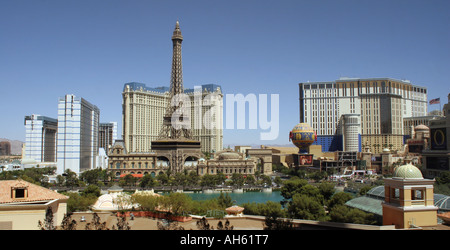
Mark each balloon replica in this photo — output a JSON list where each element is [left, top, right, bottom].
[[289, 123, 317, 152]]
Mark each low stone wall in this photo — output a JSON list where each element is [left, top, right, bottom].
[[202, 215, 396, 230], [117, 211, 192, 222]]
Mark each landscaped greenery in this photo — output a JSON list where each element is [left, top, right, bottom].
[[242, 177, 377, 227], [4, 165, 450, 229]]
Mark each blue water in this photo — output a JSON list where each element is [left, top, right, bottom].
[[184, 190, 284, 205]]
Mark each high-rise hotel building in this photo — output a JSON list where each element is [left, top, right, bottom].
[[98, 122, 117, 150], [122, 82, 223, 154], [56, 94, 100, 175], [24, 114, 58, 162], [299, 77, 427, 153]]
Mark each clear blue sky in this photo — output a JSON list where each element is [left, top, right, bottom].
[[1, 0, 449, 146]]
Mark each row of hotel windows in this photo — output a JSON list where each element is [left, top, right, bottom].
[[303, 82, 427, 99], [110, 163, 253, 175], [112, 162, 157, 169], [303, 82, 426, 93], [200, 167, 254, 175]]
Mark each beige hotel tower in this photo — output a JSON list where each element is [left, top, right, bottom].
[[299, 77, 427, 153], [122, 83, 223, 154]]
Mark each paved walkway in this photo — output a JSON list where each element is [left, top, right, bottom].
[[70, 212, 450, 230], [71, 212, 265, 230]]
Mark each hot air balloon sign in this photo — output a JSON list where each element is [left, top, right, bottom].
[[289, 123, 316, 151]]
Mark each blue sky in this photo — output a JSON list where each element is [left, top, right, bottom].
[[1, 0, 449, 147]]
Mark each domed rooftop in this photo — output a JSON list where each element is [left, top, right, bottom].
[[414, 124, 429, 131], [92, 192, 134, 212], [393, 163, 423, 179], [218, 151, 240, 160]]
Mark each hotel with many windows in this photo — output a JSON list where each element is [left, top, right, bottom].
[[24, 114, 58, 162], [56, 94, 100, 175], [299, 77, 427, 153], [122, 82, 223, 154]]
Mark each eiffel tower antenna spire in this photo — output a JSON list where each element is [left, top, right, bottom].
[[159, 21, 192, 139], [151, 22, 202, 174]]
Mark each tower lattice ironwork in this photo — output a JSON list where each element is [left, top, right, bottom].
[[159, 21, 192, 139]]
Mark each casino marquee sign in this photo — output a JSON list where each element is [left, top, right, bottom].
[[431, 128, 447, 150]]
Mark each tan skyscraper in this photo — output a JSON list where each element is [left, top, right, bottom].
[[299, 77, 428, 153]]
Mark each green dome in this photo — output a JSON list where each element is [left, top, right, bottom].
[[393, 163, 423, 179]]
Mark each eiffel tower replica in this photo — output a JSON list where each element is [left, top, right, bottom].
[[151, 21, 203, 173]]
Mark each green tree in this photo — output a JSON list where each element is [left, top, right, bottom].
[[81, 184, 101, 198], [62, 169, 78, 187], [122, 174, 137, 186], [329, 205, 376, 225], [173, 172, 187, 187], [260, 175, 272, 186], [187, 171, 200, 186], [156, 172, 169, 186], [80, 168, 102, 185], [200, 174, 215, 187], [231, 173, 245, 188], [245, 175, 256, 185], [261, 201, 286, 218], [218, 192, 233, 208], [162, 192, 192, 216], [140, 174, 157, 188], [359, 185, 372, 196], [273, 176, 283, 187], [132, 194, 160, 212], [318, 182, 336, 202], [327, 192, 353, 210], [66, 192, 98, 213], [190, 199, 222, 216], [263, 201, 293, 231], [287, 194, 326, 221], [215, 172, 226, 185], [280, 178, 308, 200], [298, 184, 323, 203]]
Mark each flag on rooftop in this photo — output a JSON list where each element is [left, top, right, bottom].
[[429, 98, 440, 105]]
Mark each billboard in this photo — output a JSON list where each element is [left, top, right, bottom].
[[430, 128, 447, 150], [295, 154, 313, 166]]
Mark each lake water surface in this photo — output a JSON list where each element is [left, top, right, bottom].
[[184, 190, 284, 205]]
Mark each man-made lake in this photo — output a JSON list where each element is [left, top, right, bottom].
[[183, 190, 284, 205]]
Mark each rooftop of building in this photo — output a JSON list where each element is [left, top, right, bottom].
[[24, 114, 58, 124], [345, 185, 450, 219], [0, 179, 68, 204], [299, 77, 426, 89], [392, 163, 424, 179], [124, 82, 222, 93]]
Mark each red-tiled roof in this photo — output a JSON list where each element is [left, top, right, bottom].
[[226, 205, 244, 212], [119, 174, 143, 178], [0, 179, 68, 204]]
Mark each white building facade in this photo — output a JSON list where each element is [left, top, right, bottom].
[[56, 94, 100, 175], [24, 114, 58, 163]]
